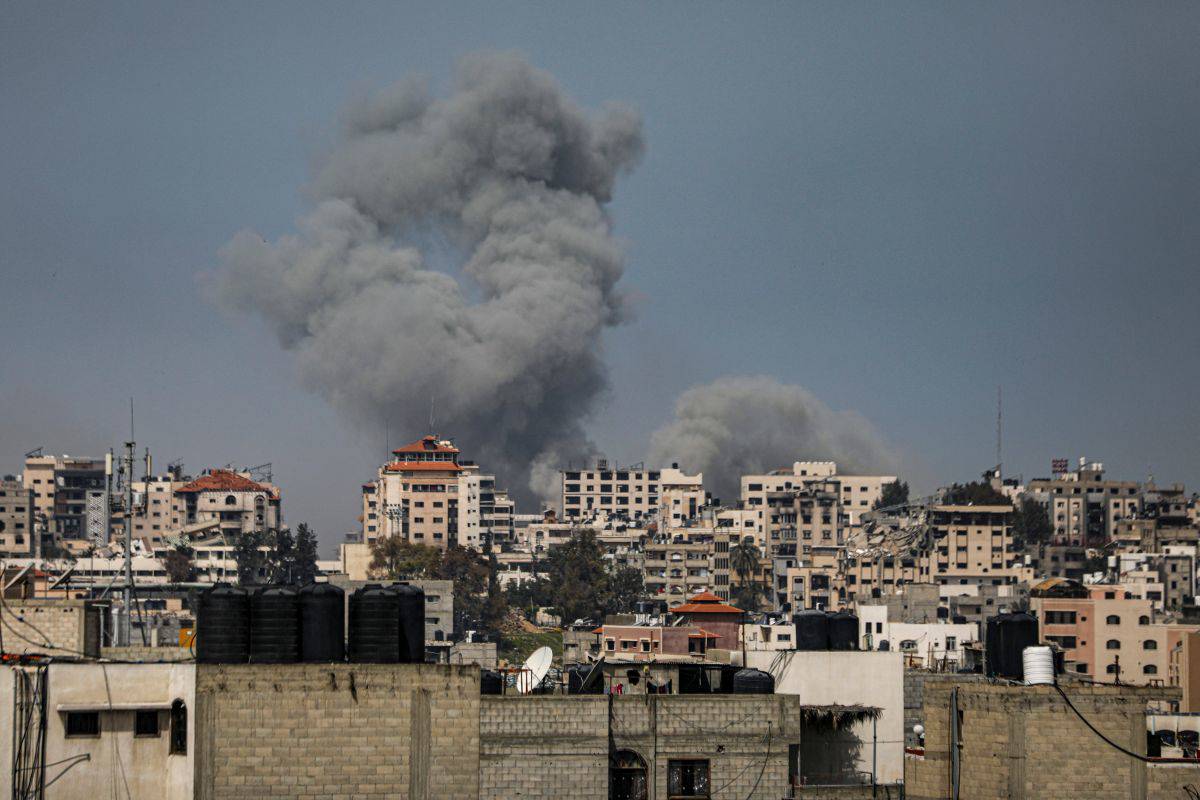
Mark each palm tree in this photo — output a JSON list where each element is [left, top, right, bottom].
[[730, 539, 761, 584]]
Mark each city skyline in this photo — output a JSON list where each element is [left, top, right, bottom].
[[4, 2, 1199, 548]]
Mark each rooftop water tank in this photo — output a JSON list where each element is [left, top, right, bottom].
[[794, 609, 830, 650], [348, 584, 402, 663], [1022, 646, 1055, 686], [249, 585, 300, 664], [480, 669, 504, 695], [393, 583, 426, 664], [828, 611, 859, 651], [732, 668, 775, 694], [987, 612, 1039, 679], [299, 582, 345, 662], [196, 584, 250, 664]]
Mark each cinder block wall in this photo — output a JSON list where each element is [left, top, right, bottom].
[[480, 694, 802, 800], [194, 663, 479, 800], [905, 681, 1200, 800], [2, 599, 98, 657]]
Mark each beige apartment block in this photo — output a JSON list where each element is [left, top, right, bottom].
[[0, 476, 34, 556], [1032, 581, 1200, 684], [927, 503, 1020, 587], [360, 435, 512, 552], [741, 461, 896, 540], [1027, 459, 1142, 546], [21, 453, 108, 552], [642, 527, 734, 603], [559, 461, 703, 522]]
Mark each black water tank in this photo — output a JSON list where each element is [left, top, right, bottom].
[[732, 668, 775, 694], [996, 612, 1039, 679], [394, 583, 426, 663], [299, 582, 345, 662], [196, 584, 250, 664], [828, 611, 859, 651], [481, 669, 504, 695], [348, 584, 402, 663], [249, 585, 300, 663], [985, 614, 1004, 677], [794, 609, 830, 650]]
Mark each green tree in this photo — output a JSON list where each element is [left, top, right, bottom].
[[233, 530, 268, 586], [730, 581, 768, 613], [942, 481, 1009, 505], [267, 527, 296, 583], [368, 537, 441, 580], [163, 543, 196, 583], [436, 546, 490, 633], [292, 523, 320, 585], [1011, 499, 1052, 548], [730, 539, 761, 584], [875, 480, 910, 509], [607, 565, 647, 614]]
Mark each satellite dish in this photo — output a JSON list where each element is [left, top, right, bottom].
[[516, 646, 553, 694]]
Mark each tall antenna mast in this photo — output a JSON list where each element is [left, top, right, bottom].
[[995, 385, 1003, 476], [429, 394, 436, 433], [123, 398, 135, 646]]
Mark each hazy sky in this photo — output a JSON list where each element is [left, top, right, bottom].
[[3, 2, 1198, 554]]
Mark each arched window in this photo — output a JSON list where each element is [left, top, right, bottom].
[[1106, 615, 1121, 625], [1144, 640, 1158, 650], [1106, 639, 1121, 650], [224, 495, 237, 506], [1139, 615, 1150, 625], [610, 749, 648, 800], [169, 700, 187, 755], [1144, 665, 1158, 675]]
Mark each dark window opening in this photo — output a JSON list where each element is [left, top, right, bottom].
[[135, 710, 160, 737], [668, 759, 710, 798], [66, 711, 100, 737], [170, 700, 187, 754]]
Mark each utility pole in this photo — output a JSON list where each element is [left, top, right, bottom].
[[122, 438, 135, 646]]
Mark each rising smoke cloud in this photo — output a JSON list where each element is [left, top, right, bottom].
[[648, 376, 899, 503], [216, 53, 643, 502]]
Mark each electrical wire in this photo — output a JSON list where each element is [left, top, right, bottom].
[[1053, 683, 1155, 763]]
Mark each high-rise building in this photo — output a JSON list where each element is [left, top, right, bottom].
[[126, 468, 282, 549], [359, 435, 513, 552], [1026, 459, 1142, 547], [21, 454, 109, 554]]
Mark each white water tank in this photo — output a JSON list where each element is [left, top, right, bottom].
[[1023, 646, 1055, 686]]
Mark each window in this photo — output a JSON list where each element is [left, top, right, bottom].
[[1106, 639, 1121, 650], [1045, 611, 1076, 625], [224, 495, 236, 505], [1144, 640, 1158, 650], [668, 759, 710, 798], [170, 700, 187, 754], [66, 711, 100, 737], [1105, 664, 1118, 674], [1105, 615, 1120, 625], [136, 710, 160, 737], [1139, 615, 1150, 625], [945, 637, 957, 650], [1144, 665, 1158, 675]]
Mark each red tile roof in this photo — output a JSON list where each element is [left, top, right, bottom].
[[383, 462, 464, 473], [175, 470, 271, 494], [670, 590, 743, 615], [392, 435, 460, 455]]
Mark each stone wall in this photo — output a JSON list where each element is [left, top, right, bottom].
[[194, 663, 479, 800], [2, 598, 99, 658], [905, 680, 1200, 800], [480, 693, 802, 799], [102, 645, 193, 662], [902, 671, 987, 747]]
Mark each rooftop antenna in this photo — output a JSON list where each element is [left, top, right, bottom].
[[429, 394, 436, 434], [995, 385, 1002, 477], [24, 446, 43, 460]]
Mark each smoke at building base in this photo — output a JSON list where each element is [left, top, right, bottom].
[[647, 375, 899, 503]]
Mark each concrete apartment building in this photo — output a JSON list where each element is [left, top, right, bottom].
[[857, 604, 978, 667], [558, 460, 704, 522], [0, 476, 33, 556], [740, 461, 896, 540], [1026, 458, 1143, 546], [1031, 579, 1200, 683], [22, 453, 109, 553], [642, 531, 734, 603], [926, 503, 1020, 587], [358, 435, 513, 552], [126, 469, 282, 549]]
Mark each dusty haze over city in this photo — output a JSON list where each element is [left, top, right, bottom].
[[3, 2, 1199, 551]]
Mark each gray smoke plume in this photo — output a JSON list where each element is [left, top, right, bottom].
[[216, 53, 643, 503], [648, 376, 898, 503]]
